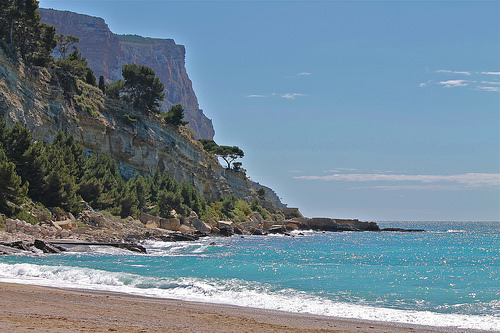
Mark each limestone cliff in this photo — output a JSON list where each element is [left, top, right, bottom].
[[38, 8, 215, 140], [0, 48, 250, 202]]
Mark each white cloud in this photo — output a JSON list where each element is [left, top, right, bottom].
[[294, 172, 500, 189], [478, 86, 500, 92], [281, 93, 306, 99], [435, 69, 471, 75], [438, 79, 468, 88], [481, 80, 500, 85], [480, 71, 500, 75], [286, 72, 312, 78], [323, 168, 357, 173], [246, 94, 267, 98]]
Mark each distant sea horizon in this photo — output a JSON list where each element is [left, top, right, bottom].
[[1, 220, 499, 331]]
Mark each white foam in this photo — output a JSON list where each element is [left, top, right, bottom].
[[0, 262, 498, 331]]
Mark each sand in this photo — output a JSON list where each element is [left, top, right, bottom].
[[0, 282, 482, 333]]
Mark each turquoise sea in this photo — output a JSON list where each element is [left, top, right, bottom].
[[0, 221, 499, 331]]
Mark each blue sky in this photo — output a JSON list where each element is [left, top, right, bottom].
[[38, 0, 500, 221]]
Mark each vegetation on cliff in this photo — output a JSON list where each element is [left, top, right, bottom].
[[0, 2, 283, 227], [0, 120, 279, 225]]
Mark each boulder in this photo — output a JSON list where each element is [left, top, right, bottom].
[[268, 225, 285, 234], [145, 221, 159, 229], [284, 223, 299, 231], [53, 219, 72, 230], [217, 221, 234, 237], [189, 218, 212, 233], [179, 224, 193, 234], [308, 218, 339, 231], [159, 218, 181, 231], [140, 212, 161, 225], [251, 228, 264, 235]]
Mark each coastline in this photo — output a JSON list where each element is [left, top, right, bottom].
[[0, 282, 485, 333]]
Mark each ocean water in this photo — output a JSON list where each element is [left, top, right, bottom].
[[0, 221, 499, 331]]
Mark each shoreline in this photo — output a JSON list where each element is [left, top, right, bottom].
[[0, 281, 486, 333]]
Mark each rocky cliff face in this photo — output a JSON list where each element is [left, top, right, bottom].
[[0, 48, 249, 202], [39, 8, 215, 140]]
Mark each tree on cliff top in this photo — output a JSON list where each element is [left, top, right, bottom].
[[164, 104, 189, 127], [198, 139, 244, 170], [122, 64, 165, 114]]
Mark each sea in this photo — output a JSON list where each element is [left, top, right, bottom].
[[0, 221, 499, 331]]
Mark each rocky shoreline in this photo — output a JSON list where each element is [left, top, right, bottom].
[[0, 209, 423, 255]]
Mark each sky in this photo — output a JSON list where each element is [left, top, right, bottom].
[[38, 0, 500, 221]]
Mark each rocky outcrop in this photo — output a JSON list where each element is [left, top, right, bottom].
[[39, 8, 215, 140], [307, 218, 380, 232]]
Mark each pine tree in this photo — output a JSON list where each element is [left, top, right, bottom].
[[0, 145, 28, 214]]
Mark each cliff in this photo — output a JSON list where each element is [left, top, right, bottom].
[[38, 8, 215, 140], [0, 48, 250, 202]]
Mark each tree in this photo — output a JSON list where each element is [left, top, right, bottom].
[[164, 104, 189, 127], [105, 79, 124, 99], [98, 75, 106, 93], [121, 64, 164, 113], [232, 162, 242, 172], [214, 145, 244, 169], [55, 33, 79, 59], [30, 22, 56, 66], [78, 153, 124, 211], [0, 145, 28, 214], [198, 139, 244, 170], [199, 139, 218, 153], [4, 122, 33, 168], [55, 48, 95, 84], [0, 0, 56, 65]]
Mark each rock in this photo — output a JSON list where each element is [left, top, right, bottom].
[[268, 225, 285, 234], [53, 219, 72, 230], [145, 221, 159, 229], [0, 244, 26, 255], [189, 217, 212, 233], [160, 233, 198, 242], [251, 228, 264, 235], [381, 228, 425, 232], [217, 221, 234, 237], [159, 218, 181, 231], [308, 218, 340, 231], [284, 223, 299, 231], [6, 241, 34, 252], [34, 240, 65, 253], [179, 224, 193, 234]]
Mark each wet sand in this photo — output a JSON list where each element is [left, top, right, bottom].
[[0, 282, 480, 332]]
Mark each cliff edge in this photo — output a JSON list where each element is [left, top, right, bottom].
[[39, 8, 215, 140]]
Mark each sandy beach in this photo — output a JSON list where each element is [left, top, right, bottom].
[[0, 282, 482, 333]]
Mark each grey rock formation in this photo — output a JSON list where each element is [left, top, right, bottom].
[[39, 8, 215, 140]]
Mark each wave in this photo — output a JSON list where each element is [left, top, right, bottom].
[[0, 262, 498, 331]]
